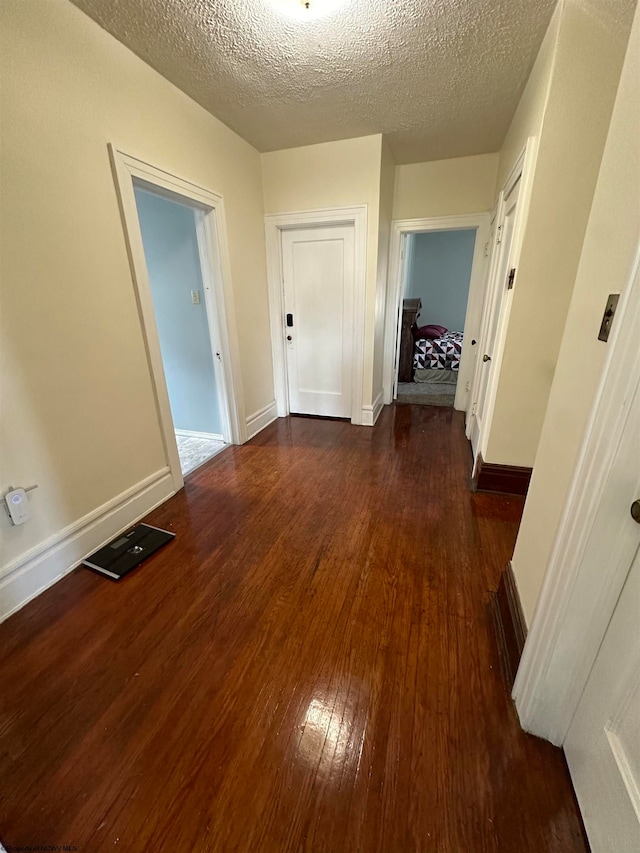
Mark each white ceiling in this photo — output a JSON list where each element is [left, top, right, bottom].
[[70, 0, 558, 163]]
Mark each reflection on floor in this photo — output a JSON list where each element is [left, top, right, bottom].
[[0, 408, 588, 851], [176, 433, 226, 475]]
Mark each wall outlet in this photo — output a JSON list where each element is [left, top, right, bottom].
[[4, 488, 31, 525], [191, 290, 201, 305]]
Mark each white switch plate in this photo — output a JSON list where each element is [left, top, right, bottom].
[[191, 290, 201, 305], [4, 488, 31, 525]]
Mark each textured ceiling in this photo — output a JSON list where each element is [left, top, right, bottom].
[[70, 0, 558, 163]]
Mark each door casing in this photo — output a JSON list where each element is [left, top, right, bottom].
[[265, 206, 367, 425], [513, 246, 640, 746], [109, 145, 246, 491], [382, 213, 490, 412]]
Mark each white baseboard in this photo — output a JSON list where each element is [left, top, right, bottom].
[[0, 468, 175, 623], [246, 400, 278, 441], [361, 391, 384, 427], [175, 429, 224, 441]]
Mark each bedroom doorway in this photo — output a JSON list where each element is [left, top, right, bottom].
[[383, 213, 490, 413], [397, 229, 477, 407]]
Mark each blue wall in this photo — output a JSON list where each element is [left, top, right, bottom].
[[134, 188, 223, 436], [405, 229, 476, 331]]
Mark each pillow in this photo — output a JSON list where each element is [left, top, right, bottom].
[[413, 324, 448, 340]]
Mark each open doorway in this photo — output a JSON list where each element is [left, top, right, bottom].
[[133, 188, 228, 476], [109, 146, 244, 493], [397, 228, 477, 407], [383, 213, 490, 413]]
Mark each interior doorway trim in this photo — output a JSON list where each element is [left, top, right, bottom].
[[109, 145, 246, 492], [265, 206, 367, 425], [383, 212, 491, 410], [467, 136, 539, 465], [513, 246, 640, 746]]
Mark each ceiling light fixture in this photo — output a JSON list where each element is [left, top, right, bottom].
[[268, 0, 346, 21]]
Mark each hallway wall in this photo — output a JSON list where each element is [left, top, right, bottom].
[[393, 154, 498, 220], [512, 2, 640, 624], [485, 0, 634, 467], [0, 0, 271, 617]]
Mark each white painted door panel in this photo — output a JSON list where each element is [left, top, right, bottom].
[[564, 382, 640, 853], [469, 178, 520, 456], [468, 206, 498, 452], [282, 226, 354, 418], [565, 548, 640, 852]]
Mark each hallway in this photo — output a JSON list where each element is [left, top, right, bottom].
[[0, 406, 587, 851]]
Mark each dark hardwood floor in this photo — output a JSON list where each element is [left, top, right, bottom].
[[0, 406, 587, 852]]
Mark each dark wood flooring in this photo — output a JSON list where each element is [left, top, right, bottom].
[[0, 406, 587, 852]]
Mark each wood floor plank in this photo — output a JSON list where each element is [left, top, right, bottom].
[[0, 406, 587, 852]]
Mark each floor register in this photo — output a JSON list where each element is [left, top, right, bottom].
[[83, 523, 175, 580]]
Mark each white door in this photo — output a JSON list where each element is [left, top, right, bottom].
[[563, 381, 640, 853], [282, 225, 355, 418], [468, 177, 521, 456], [467, 204, 499, 450]]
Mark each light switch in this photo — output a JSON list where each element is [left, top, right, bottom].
[[191, 290, 201, 305], [598, 293, 619, 342]]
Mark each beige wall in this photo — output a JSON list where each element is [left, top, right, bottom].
[[485, 0, 633, 467], [495, 7, 560, 191], [261, 135, 385, 408], [512, 4, 640, 624], [392, 154, 499, 221], [0, 0, 271, 570]]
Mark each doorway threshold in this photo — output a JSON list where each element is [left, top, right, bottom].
[[176, 434, 226, 476]]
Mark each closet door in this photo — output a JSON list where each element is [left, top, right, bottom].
[[281, 225, 355, 418], [469, 176, 520, 454]]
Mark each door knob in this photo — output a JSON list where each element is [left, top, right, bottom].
[[631, 500, 640, 523], [483, 354, 491, 362]]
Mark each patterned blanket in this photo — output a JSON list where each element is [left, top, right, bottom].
[[413, 331, 463, 372]]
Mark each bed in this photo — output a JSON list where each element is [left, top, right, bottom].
[[413, 330, 464, 373]]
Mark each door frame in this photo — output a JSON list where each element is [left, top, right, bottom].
[[109, 145, 246, 492], [513, 246, 640, 746], [466, 137, 539, 465], [382, 213, 490, 410], [466, 198, 501, 453], [265, 206, 367, 425]]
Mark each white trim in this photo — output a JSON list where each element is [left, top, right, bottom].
[[108, 145, 247, 495], [0, 469, 175, 622], [470, 137, 539, 461], [382, 213, 490, 412], [513, 246, 640, 745], [174, 429, 225, 442], [265, 206, 368, 425], [361, 390, 384, 427], [245, 400, 279, 440]]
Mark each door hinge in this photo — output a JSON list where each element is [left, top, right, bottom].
[[507, 268, 516, 290], [496, 225, 503, 244], [484, 241, 489, 258], [472, 402, 477, 415]]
